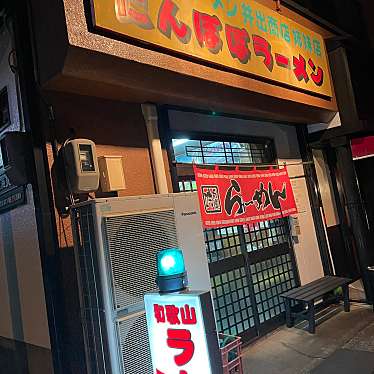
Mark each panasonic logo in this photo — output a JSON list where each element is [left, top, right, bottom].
[[181, 211, 197, 216]]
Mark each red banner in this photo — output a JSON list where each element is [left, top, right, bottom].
[[194, 165, 298, 229], [351, 136, 374, 160]]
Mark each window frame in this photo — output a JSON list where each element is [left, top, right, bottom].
[[0, 87, 10, 131]]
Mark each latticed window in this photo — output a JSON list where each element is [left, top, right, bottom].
[[174, 138, 289, 256], [172, 136, 298, 340], [173, 139, 271, 165]]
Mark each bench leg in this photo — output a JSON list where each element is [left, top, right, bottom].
[[343, 285, 350, 312], [285, 299, 293, 328], [308, 302, 316, 334]]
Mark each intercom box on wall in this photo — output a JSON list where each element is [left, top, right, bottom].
[[63, 139, 100, 194], [98, 155, 126, 192], [0, 131, 32, 186]]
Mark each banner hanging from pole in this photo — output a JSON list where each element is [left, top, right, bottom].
[[194, 165, 298, 229]]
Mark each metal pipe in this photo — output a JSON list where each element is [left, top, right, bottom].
[[177, 161, 314, 168], [142, 103, 169, 194]]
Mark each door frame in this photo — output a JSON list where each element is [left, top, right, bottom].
[[157, 105, 302, 342]]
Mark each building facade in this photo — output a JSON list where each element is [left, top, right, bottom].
[[0, 0, 372, 373]]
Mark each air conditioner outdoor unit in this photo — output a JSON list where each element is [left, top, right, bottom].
[[71, 192, 212, 374]]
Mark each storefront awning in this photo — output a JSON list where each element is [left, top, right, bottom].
[[352, 136, 374, 160]]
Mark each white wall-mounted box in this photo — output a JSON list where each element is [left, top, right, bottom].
[[64, 139, 99, 193], [98, 155, 126, 192]]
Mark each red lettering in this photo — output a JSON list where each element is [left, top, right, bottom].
[[193, 10, 223, 54], [253, 35, 274, 72], [158, 0, 191, 43], [308, 58, 324, 86], [165, 305, 181, 325], [275, 53, 290, 69], [180, 305, 197, 325], [225, 24, 250, 64], [115, 0, 153, 29], [293, 54, 309, 82], [154, 304, 166, 323], [167, 329, 195, 366]]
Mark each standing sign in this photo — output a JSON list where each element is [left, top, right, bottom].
[[194, 165, 297, 228], [91, 0, 333, 97], [144, 291, 222, 374]]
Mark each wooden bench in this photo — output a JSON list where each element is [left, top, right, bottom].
[[280, 276, 352, 334]]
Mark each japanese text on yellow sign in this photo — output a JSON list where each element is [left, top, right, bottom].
[[92, 0, 333, 97]]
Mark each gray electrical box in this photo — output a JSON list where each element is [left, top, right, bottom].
[[64, 139, 99, 193], [0, 131, 31, 186]]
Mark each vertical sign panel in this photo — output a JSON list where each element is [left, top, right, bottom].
[[144, 292, 221, 374]]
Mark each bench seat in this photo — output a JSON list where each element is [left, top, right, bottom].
[[281, 276, 352, 334]]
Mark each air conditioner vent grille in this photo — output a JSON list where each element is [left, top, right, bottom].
[[117, 314, 153, 374], [104, 210, 178, 311]]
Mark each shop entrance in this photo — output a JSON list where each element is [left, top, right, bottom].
[[170, 136, 300, 342]]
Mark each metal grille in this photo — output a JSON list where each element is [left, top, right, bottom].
[[179, 180, 196, 192], [117, 313, 153, 374], [174, 140, 270, 165], [72, 205, 109, 374], [244, 220, 289, 252], [205, 227, 242, 262], [251, 254, 297, 323], [104, 210, 178, 311], [211, 267, 255, 336]]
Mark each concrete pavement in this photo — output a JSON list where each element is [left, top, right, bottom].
[[242, 303, 374, 374]]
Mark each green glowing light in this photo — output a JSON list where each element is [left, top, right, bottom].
[[157, 248, 185, 277]]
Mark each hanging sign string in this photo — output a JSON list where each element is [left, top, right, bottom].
[[192, 160, 313, 171]]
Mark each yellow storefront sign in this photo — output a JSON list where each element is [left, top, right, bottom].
[[91, 0, 333, 98]]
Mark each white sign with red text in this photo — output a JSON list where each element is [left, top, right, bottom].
[[144, 292, 214, 374]]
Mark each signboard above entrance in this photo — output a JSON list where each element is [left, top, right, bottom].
[[194, 165, 298, 228], [91, 0, 333, 98]]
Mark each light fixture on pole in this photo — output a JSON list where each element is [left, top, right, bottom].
[[156, 248, 188, 293]]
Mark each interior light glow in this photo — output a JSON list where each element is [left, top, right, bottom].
[[172, 139, 190, 147]]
